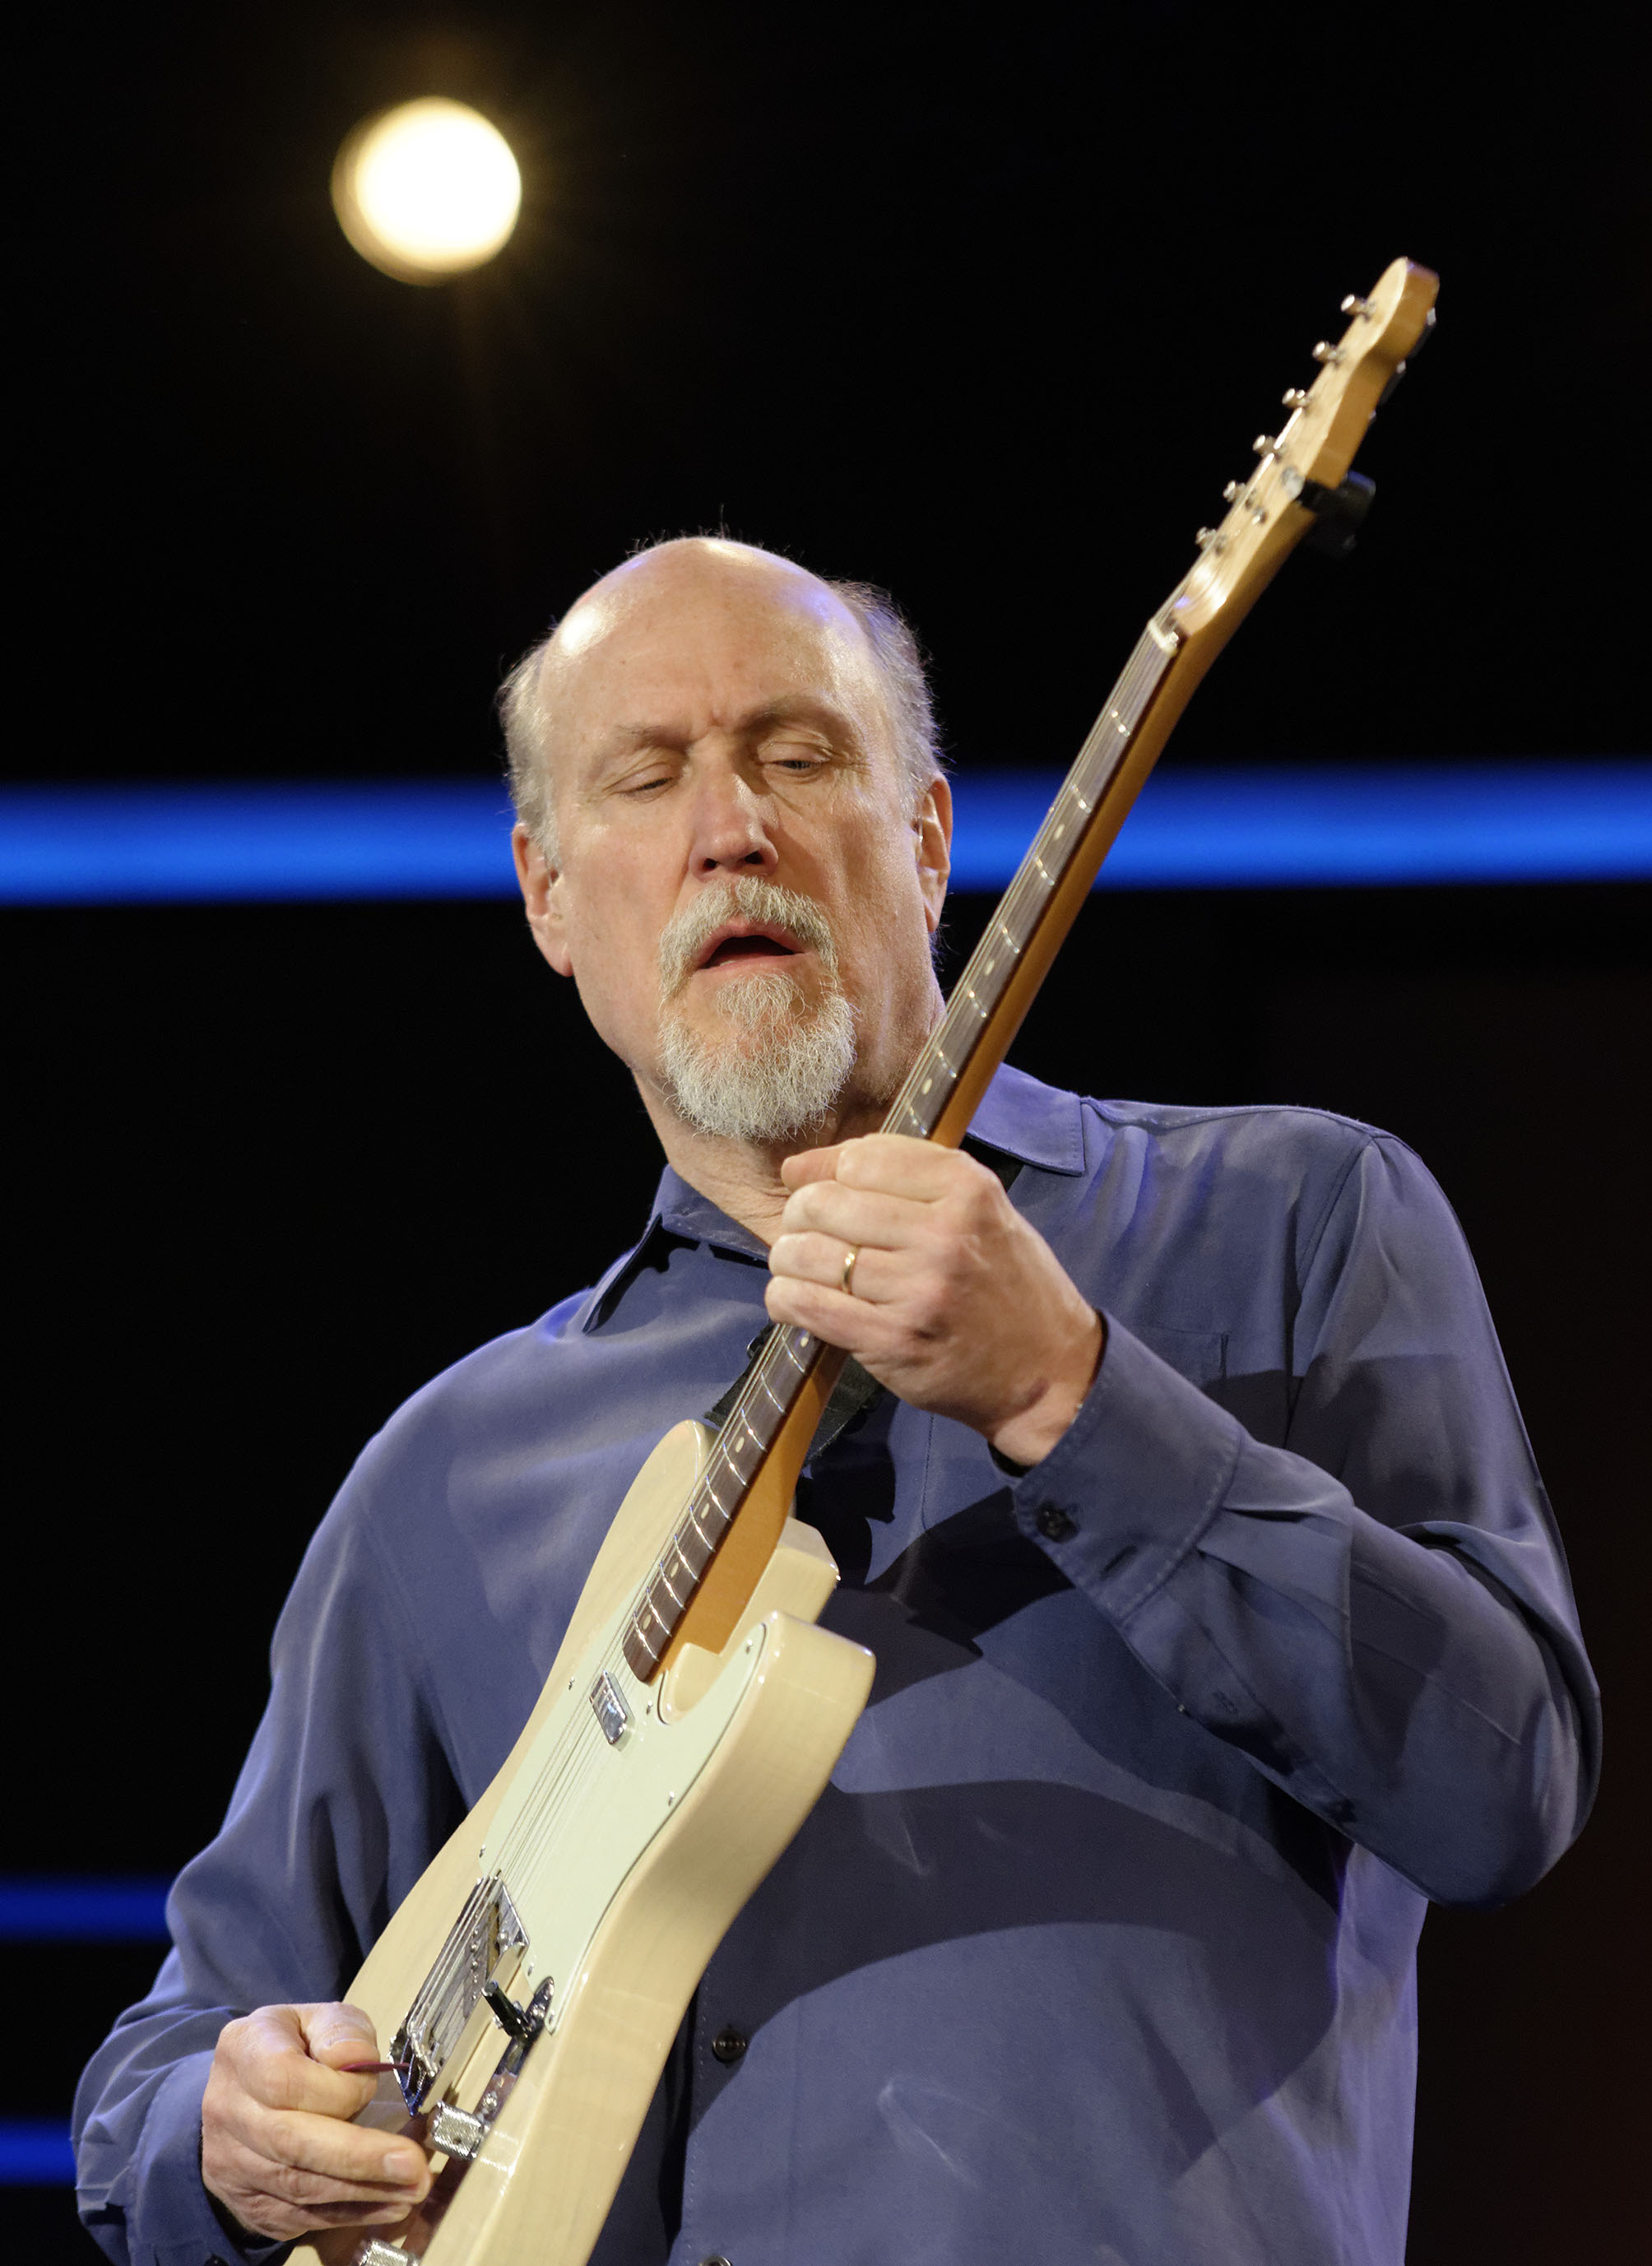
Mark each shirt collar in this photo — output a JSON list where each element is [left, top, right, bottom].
[[578, 1061, 1085, 1334], [966, 1062, 1087, 1175]]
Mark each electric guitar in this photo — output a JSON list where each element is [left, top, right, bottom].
[[299, 253, 1439, 2266]]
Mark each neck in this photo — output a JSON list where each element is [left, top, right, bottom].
[[635, 1077, 903, 1243]]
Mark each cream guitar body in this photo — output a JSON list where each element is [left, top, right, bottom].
[[291, 1420, 874, 2266]]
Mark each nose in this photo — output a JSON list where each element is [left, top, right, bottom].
[[687, 757, 778, 878]]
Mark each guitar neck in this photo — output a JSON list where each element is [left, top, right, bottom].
[[620, 254, 1441, 1680]]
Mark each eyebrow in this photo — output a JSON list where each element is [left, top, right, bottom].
[[591, 695, 864, 768]]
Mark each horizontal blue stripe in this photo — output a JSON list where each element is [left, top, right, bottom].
[[0, 2121, 76, 2185], [0, 1877, 173, 1941], [0, 765, 1648, 903], [947, 762, 1652, 889], [0, 781, 517, 903]]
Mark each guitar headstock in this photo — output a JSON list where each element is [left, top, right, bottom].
[[1169, 256, 1439, 640]]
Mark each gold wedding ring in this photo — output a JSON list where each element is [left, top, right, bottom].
[[840, 1244, 861, 1298]]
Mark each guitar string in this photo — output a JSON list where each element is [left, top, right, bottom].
[[479, 609, 1184, 1906]]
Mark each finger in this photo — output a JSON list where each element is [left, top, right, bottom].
[[769, 1231, 893, 1302], [211, 2078, 427, 2201], [260, 2106, 429, 2196], [237, 2020, 376, 2121], [779, 1142, 847, 1189], [205, 2120, 425, 2229], [300, 2002, 382, 2069], [779, 1181, 931, 1251], [212, 2120, 425, 2211], [831, 1134, 971, 1199], [766, 1272, 899, 1358]]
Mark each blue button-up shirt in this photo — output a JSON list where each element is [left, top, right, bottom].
[[76, 1065, 1598, 2266]]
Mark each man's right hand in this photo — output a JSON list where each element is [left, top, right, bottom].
[[202, 2002, 432, 2241]]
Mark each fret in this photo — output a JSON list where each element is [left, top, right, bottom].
[[717, 1441, 755, 1492], [675, 1521, 712, 1573], [623, 1620, 662, 1675], [657, 1559, 686, 1610]]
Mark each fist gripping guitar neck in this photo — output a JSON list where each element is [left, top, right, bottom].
[[295, 254, 1439, 2266]]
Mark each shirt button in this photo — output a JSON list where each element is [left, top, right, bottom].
[[710, 2024, 748, 2064], [1035, 1505, 1078, 1542]]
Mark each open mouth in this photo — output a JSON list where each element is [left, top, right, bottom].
[[696, 926, 803, 972]]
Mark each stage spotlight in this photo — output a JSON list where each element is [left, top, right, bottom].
[[332, 99, 521, 283]]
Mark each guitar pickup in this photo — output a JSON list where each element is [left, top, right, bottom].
[[590, 1670, 631, 1744], [389, 1875, 527, 2111]]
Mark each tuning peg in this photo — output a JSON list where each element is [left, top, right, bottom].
[[1281, 388, 1309, 410], [1253, 434, 1280, 457], [1222, 480, 1242, 502], [1194, 527, 1227, 551], [1340, 294, 1374, 318], [1311, 341, 1345, 365]]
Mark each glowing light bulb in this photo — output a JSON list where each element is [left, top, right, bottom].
[[332, 100, 522, 284]]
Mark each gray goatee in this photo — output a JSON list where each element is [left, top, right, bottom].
[[656, 876, 858, 1145]]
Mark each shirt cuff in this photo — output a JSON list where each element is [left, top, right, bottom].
[[1005, 1312, 1243, 1623]]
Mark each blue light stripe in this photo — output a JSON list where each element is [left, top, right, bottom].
[[0, 2121, 76, 2185], [0, 781, 517, 903], [0, 1877, 173, 1941], [0, 764, 1647, 903], [945, 762, 1652, 889]]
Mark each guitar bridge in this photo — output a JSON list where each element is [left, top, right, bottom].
[[388, 1874, 527, 2111]]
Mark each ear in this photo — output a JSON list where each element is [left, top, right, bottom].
[[913, 776, 952, 934], [513, 824, 574, 977]]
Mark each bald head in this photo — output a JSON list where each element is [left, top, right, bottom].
[[500, 537, 940, 861]]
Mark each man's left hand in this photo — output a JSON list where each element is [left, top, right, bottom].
[[766, 1135, 1104, 1469]]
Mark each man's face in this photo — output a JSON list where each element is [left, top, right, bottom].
[[515, 542, 950, 1142]]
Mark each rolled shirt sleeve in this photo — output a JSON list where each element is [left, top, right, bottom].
[[1009, 1130, 1599, 1907]]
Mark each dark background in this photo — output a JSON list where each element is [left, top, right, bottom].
[[7, 0, 1646, 2256]]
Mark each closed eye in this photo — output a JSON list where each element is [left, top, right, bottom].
[[763, 747, 832, 778]]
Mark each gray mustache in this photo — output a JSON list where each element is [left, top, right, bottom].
[[657, 877, 839, 1000]]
